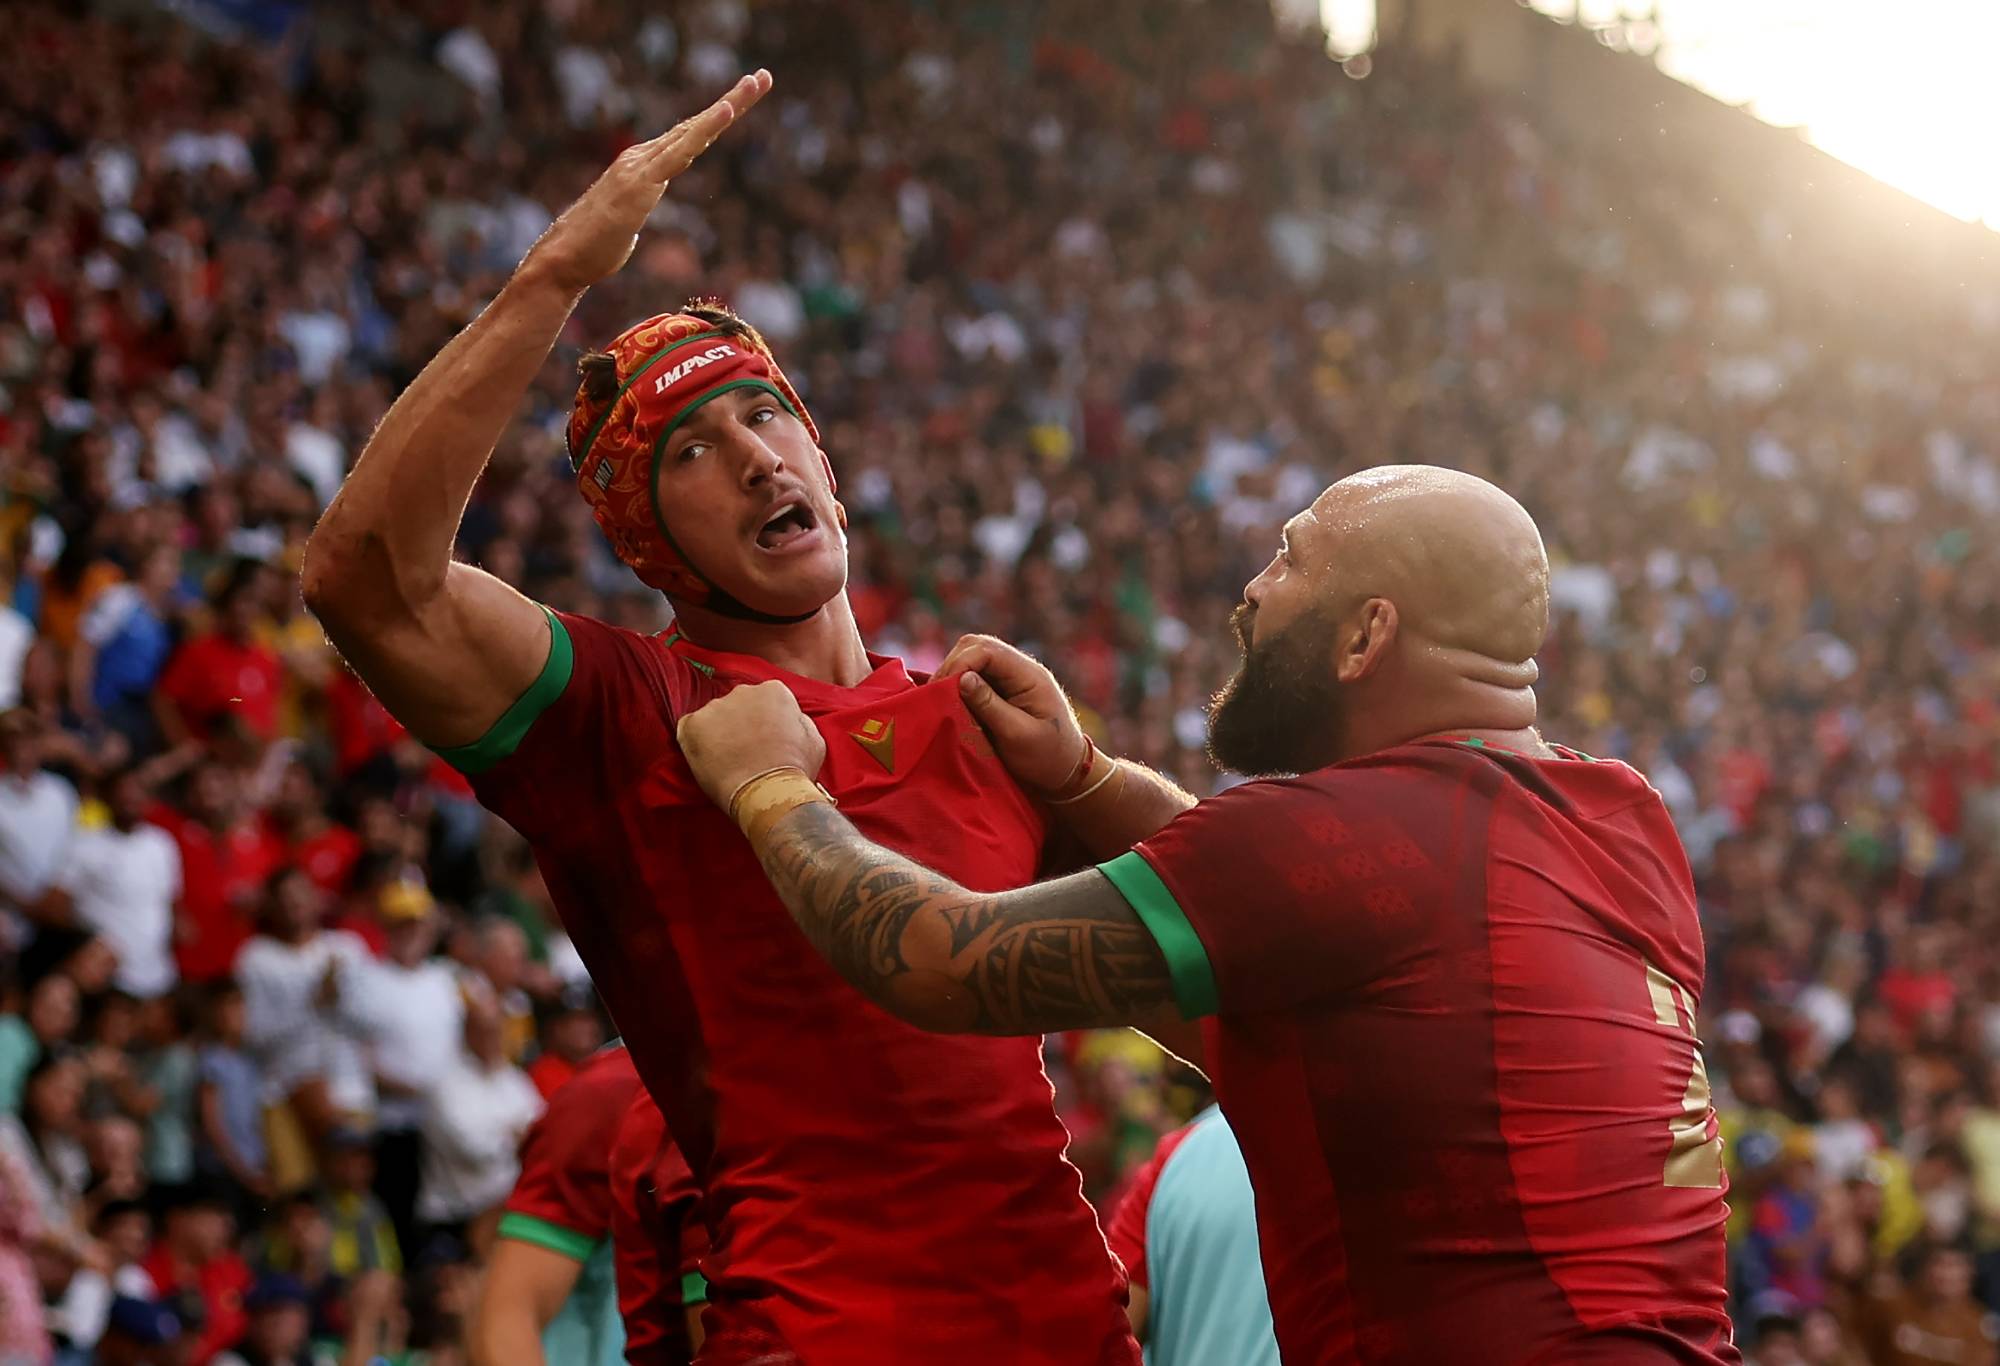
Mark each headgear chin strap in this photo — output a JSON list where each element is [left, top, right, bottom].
[[567, 311, 834, 624]]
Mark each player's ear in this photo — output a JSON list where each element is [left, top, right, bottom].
[[1337, 600, 1397, 684]]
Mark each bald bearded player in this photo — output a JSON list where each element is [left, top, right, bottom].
[[678, 467, 1741, 1366]]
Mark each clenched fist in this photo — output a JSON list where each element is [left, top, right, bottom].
[[675, 679, 828, 810]]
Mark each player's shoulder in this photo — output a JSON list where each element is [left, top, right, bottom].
[[550, 607, 697, 678], [541, 607, 723, 724], [1198, 741, 1490, 814]]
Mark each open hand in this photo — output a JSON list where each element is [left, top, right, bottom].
[[527, 70, 773, 294], [676, 680, 827, 810], [936, 634, 1087, 793]]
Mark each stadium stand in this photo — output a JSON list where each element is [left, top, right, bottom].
[[2, 0, 1999, 1360]]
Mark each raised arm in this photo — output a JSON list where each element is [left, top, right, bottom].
[[936, 635, 1196, 857], [300, 72, 771, 748]]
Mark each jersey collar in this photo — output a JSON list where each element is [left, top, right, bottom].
[[661, 625, 912, 707]]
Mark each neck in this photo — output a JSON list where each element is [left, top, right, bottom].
[[1342, 668, 1546, 763], [672, 592, 873, 687]]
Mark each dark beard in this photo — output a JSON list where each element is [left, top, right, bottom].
[[1205, 602, 1348, 778]]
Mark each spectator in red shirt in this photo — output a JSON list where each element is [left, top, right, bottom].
[[523, 984, 607, 1103], [144, 1181, 254, 1365], [160, 761, 284, 983], [154, 560, 284, 753], [1877, 926, 1957, 1038], [266, 761, 360, 898]]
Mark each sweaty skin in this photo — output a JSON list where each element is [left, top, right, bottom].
[[1262, 465, 1552, 763], [676, 466, 1560, 1039]]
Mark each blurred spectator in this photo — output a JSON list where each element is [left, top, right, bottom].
[[1860, 1242, 2000, 1365], [131, 996, 197, 1192], [48, 767, 180, 1001], [0, 712, 79, 952], [1813, 1077, 1879, 1185], [73, 545, 182, 752], [235, 869, 372, 1196], [416, 1002, 541, 1251], [0, 1133, 54, 1366], [0, 1054, 89, 1233], [456, 919, 539, 1067], [343, 878, 460, 1257], [142, 1184, 252, 1366], [0, 975, 79, 1115], [264, 765, 358, 901], [42, 1197, 155, 1360], [93, 1296, 184, 1366], [317, 1126, 400, 1282], [161, 761, 279, 987], [152, 561, 282, 756], [523, 985, 605, 1103], [194, 982, 270, 1201], [212, 1272, 312, 1366]]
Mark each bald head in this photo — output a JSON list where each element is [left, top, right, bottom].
[[1301, 465, 1550, 669], [1210, 465, 1551, 776]]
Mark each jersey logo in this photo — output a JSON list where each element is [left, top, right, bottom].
[[850, 718, 895, 773]]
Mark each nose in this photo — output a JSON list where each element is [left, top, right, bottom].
[[1243, 561, 1277, 609], [731, 420, 786, 490]]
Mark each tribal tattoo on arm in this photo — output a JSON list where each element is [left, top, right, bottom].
[[753, 801, 1176, 1035]]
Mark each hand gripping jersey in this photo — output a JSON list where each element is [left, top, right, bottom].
[[1098, 739, 1739, 1366], [438, 610, 1136, 1365], [498, 1045, 644, 1366]]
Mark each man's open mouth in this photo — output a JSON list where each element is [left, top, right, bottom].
[[755, 499, 819, 551]]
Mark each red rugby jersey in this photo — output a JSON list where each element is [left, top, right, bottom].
[[609, 1088, 703, 1366], [444, 610, 1135, 1365], [1099, 739, 1739, 1366], [499, 1044, 642, 1257]]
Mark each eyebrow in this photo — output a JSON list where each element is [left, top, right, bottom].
[[672, 388, 770, 447]]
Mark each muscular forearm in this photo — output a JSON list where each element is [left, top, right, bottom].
[[1052, 758, 1197, 861], [303, 259, 581, 620], [752, 801, 1172, 1035]]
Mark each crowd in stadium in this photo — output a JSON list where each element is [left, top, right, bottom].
[[2, 0, 1999, 1360]]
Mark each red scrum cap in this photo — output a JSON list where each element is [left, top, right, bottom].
[[567, 309, 831, 618]]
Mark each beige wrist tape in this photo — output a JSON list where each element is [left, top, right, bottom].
[[728, 767, 836, 846]]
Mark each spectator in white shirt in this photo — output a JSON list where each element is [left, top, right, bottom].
[[417, 996, 541, 1239], [233, 868, 373, 1194], [340, 875, 463, 1251], [0, 710, 80, 949], [48, 766, 181, 1001]]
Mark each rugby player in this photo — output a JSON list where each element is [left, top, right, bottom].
[[678, 465, 1740, 1365], [303, 72, 1143, 1362], [471, 1045, 640, 1366]]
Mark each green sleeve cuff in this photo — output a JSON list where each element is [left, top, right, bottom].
[[495, 1212, 600, 1263], [433, 607, 575, 775], [681, 1269, 708, 1305], [1097, 852, 1220, 1019]]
